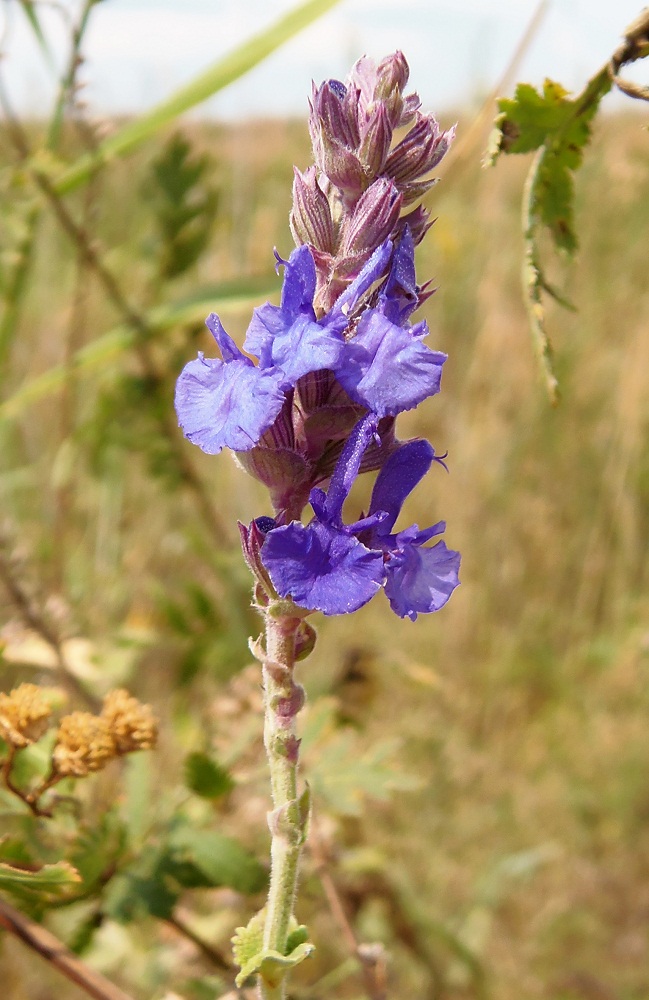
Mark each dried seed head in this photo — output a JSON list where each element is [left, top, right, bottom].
[[0, 683, 53, 748], [101, 689, 158, 754], [52, 712, 115, 777]]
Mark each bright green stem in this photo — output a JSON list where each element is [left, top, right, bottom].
[[260, 612, 305, 999]]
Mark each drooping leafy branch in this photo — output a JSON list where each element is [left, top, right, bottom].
[[487, 9, 649, 402]]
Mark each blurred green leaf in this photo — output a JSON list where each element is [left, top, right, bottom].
[[52, 0, 344, 195], [105, 819, 266, 923], [185, 751, 235, 800], [169, 826, 267, 895], [301, 699, 421, 817], [147, 133, 218, 281], [104, 845, 181, 922], [18, 0, 56, 71], [0, 861, 81, 902]]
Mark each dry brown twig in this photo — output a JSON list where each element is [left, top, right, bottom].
[[0, 895, 136, 1000], [308, 816, 388, 1000]]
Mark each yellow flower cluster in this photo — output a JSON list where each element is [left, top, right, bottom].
[[52, 689, 158, 778], [101, 688, 158, 755], [0, 683, 158, 780], [0, 683, 53, 748], [52, 712, 114, 777]]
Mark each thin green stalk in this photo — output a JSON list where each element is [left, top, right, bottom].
[[47, 0, 99, 149], [260, 611, 307, 999]]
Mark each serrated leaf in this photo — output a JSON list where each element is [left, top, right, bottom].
[[232, 909, 266, 970], [487, 64, 613, 400], [184, 752, 234, 799], [491, 80, 573, 156], [0, 861, 81, 901], [489, 74, 607, 252]]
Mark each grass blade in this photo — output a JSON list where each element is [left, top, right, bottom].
[[0, 277, 278, 421], [52, 0, 343, 196]]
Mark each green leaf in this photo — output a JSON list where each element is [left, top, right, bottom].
[[18, 0, 56, 71], [51, 0, 344, 196], [232, 909, 266, 971], [147, 133, 218, 280], [236, 941, 315, 990], [487, 65, 613, 401], [0, 861, 81, 902], [489, 80, 575, 156], [185, 752, 235, 800], [301, 700, 421, 817], [169, 827, 267, 896], [489, 76, 605, 252]]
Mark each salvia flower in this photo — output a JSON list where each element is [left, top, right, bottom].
[[175, 50, 460, 620], [261, 415, 460, 618]]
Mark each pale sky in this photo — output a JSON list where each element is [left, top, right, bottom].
[[3, 0, 647, 120]]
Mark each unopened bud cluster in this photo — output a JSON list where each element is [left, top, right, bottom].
[[294, 51, 454, 312]]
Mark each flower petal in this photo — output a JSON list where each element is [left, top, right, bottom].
[[335, 310, 446, 416], [369, 438, 435, 533], [263, 520, 384, 615], [175, 354, 285, 455], [384, 539, 460, 620]]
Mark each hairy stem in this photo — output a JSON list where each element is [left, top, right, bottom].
[[259, 611, 306, 999]]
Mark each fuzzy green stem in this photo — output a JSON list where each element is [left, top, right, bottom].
[[259, 611, 305, 999]]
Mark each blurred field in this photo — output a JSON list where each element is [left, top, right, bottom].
[[1, 110, 649, 1000]]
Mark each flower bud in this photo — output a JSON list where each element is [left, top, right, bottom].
[[239, 518, 277, 595], [358, 103, 392, 178], [294, 620, 317, 661], [373, 51, 410, 126], [290, 167, 335, 253], [309, 80, 359, 151], [318, 138, 366, 204], [341, 178, 402, 257], [385, 115, 454, 187]]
